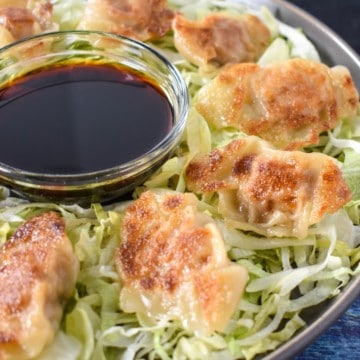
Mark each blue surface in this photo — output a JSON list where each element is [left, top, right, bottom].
[[287, 1, 360, 358], [294, 296, 360, 359]]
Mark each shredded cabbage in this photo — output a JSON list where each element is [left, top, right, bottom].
[[277, 21, 321, 62], [0, 1, 359, 360], [51, 0, 85, 30]]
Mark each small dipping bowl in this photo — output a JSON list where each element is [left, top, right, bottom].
[[0, 31, 189, 204]]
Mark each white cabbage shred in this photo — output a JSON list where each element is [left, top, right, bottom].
[[0, 1, 360, 359]]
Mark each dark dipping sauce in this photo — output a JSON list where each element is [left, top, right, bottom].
[[0, 61, 173, 174]]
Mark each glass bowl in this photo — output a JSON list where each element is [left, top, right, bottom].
[[0, 31, 189, 204]]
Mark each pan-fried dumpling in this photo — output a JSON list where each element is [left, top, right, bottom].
[[0, 212, 79, 360], [172, 12, 271, 69], [0, 7, 41, 40], [115, 190, 248, 336], [0, 23, 13, 46], [77, 0, 175, 41], [195, 59, 359, 149], [185, 137, 352, 238], [0, 1, 57, 47]]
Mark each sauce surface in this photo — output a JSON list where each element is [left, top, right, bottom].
[[0, 61, 173, 174]]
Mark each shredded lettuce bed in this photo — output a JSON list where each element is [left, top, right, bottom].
[[0, 1, 359, 359]]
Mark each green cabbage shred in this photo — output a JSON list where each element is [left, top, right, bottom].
[[0, 1, 359, 359]]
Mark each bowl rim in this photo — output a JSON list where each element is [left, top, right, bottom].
[[0, 30, 189, 189]]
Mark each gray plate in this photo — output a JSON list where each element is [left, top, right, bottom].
[[237, 0, 360, 359]]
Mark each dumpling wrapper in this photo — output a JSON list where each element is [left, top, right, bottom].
[[195, 58, 359, 149], [116, 190, 248, 336], [172, 12, 271, 69], [0, 212, 79, 360], [77, 0, 174, 41], [0, 1, 57, 47], [185, 136, 352, 238]]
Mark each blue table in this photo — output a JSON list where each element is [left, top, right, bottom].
[[288, 1, 360, 358], [294, 296, 360, 359]]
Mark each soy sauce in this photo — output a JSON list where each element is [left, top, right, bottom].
[[0, 61, 173, 174]]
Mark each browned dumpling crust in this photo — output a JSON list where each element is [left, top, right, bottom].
[[0, 0, 56, 47], [77, 0, 175, 41], [0, 212, 79, 360], [172, 12, 271, 68], [195, 58, 359, 149], [185, 137, 352, 238], [115, 190, 248, 336]]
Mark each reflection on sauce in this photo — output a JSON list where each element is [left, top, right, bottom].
[[0, 61, 173, 174]]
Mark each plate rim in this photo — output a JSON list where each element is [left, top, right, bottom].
[[245, 0, 360, 358]]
